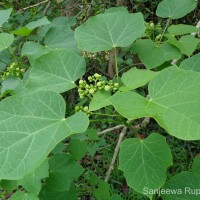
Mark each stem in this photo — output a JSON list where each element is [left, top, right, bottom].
[[160, 18, 170, 42], [92, 112, 118, 117], [114, 47, 119, 82]]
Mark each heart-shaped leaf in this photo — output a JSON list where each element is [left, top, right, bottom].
[[0, 33, 14, 52], [119, 133, 172, 199], [0, 90, 89, 179], [110, 67, 200, 140], [75, 10, 145, 52], [156, 0, 197, 19]]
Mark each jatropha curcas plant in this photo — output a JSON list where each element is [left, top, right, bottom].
[[0, 0, 200, 199]]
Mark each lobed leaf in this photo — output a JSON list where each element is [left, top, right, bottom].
[[0, 90, 89, 179], [75, 10, 146, 52]]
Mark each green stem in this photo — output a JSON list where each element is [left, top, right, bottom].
[[92, 112, 118, 117], [160, 18, 170, 42], [114, 47, 119, 82]]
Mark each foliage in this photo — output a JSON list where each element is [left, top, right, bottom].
[[0, 0, 200, 199]]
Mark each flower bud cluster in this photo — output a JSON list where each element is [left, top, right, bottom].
[[78, 73, 119, 99], [75, 105, 92, 117], [1, 63, 25, 80], [145, 21, 162, 41]]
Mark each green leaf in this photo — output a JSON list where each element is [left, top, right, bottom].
[[104, 7, 128, 14], [45, 154, 83, 192], [0, 33, 14, 52], [1, 77, 21, 95], [0, 90, 89, 179], [161, 172, 200, 200], [110, 66, 200, 140], [26, 17, 50, 30], [20, 49, 86, 93], [0, 8, 12, 26], [89, 90, 111, 111], [167, 24, 200, 35], [44, 26, 78, 52], [147, 66, 200, 140], [39, 184, 77, 200], [21, 42, 48, 65], [156, 0, 197, 19], [169, 35, 200, 56], [0, 180, 18, 190], [191, 155, 200, 175], [18, 160, 49, 195], [75, 10, 145, 52], [132, 39, 181, 69], [38, 16, 76, 39], [110, 194, 123, 200], [180, 53, 200, 72], [10, 191, 39, 200], [69, 139, 88, 160], [179, 36, 200, 56], [121, 67, 158, 90], [11, 27, 33, 36], [109, 91, 148, 120], [119, 133, 172, 199], [93, 180, 110, 200]]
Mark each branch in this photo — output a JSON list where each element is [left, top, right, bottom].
[[18, 0, 49, 12], [97, 125, 125, 136], [105, 126, 128, 182]]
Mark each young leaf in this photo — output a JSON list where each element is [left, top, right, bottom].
[[39, 184, 77, 200], [161, 172, 200, 200], [44, 26, 79, 52], [45, 154, 83, 192], [180, 53, 200, 72], [0, 90, 89, 179], [169, 35, 200, 56], [1, 77, 21, 95], [10, 191, 39, 200], [0, 33, 14, 52], [167, 24, 200, 35], [132, 39, 181, 69], [0, 8, 12, 26], [191, 155, 200, 175], [89, 90, 111, 111], [109, 91, 149, 120], [21, 42, 48, 65], [38, 16, 76, 39], [26, 17, 50, 30], [156, 0, 197, 19], [93, 180, 110, 200], [20, 49, 86, 93], [69, 139, 88, 160], [119, 133, 172, 199], [121, 67, 158, 90], [75, 10, 145, 52], [18, 160, 49, 195]]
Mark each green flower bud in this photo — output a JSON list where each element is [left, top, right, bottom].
[[97, 82, 101, 87], [79, 80, 84, 84], [75, 106, 80, 111], [104, 85, 110, 91], [89, 88, 95, 94], [114, 83, 119, 87], [94, 73, 101, 78], [83, 106, 89, 112]]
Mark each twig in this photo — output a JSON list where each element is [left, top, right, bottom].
[[43, 0, 51, 16], [18, 0, 49, 12], [105, 126, 128, 182], [97, 125, 125, 135]]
